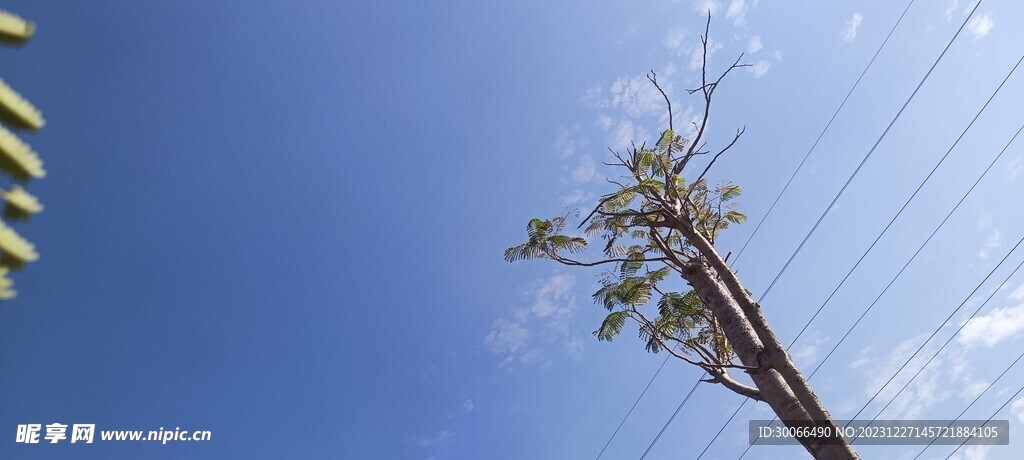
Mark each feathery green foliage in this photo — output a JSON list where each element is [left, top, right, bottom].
[[0, 10, 44, 300]]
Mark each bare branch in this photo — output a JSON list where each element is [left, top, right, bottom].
[[695, 126, 745, 187], [702, 369, 764, 401], [647, 71, 673, 132], [548, 253, 670, 268]]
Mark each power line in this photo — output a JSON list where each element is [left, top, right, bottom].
[[730, 0, 917, 268], [944, 382, 1024, 459], [800, 122, 1024, 388], [696, 398, 746, 459], [732, 44, 1023, 460], [846, 232, 1024, 424], [638, 379, 701, 460], [715, 2, 991, 456], [786, 54, 1024, 352], [913, 350, 1024, 459], [737, 120, 1024, 457], [752, 0, 982, 305], [592, 353, 672, 460], [859, 245, 1024, 433], [591, 2, 923, 455]]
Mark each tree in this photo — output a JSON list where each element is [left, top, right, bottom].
[[505, 18, 858, 459], [0, 10, 45, 300]]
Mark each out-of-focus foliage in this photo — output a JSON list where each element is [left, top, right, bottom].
[[0, 10, 44, 300]]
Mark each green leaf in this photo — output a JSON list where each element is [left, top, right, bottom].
[[594, 310, 629, 341], [724, 210, 747, 224]]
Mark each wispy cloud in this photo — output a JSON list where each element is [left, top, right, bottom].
[[485, 274, 583, 366], [570, 155, 596, 183], [555, 126, 578, 159], [692, 0, 720, 16], [1012, 396, 1024, 423], [967, 13, 994, 39], [746, 35, 763, 54], [957, 303, 1024, 347], [663, 28, 687, 52], [580, 83, 608, 110], [1007, 156, 1023, 180], [484, 318, 530, 363], [560, 189, 595, 207], [979, 227, 1001, 259], [582, 75, 667, 119], [610, 75, 667, 118], [725, 0, 748, 26], [416, 430, 456, 460], [945, 0, 960, 22], [950, 444, 991, 460], [847, 334, 984, 419], [842, 13, 864, 43], [603, 117, 652, 152], [792, 336, 829, 368], [1011, 282, 1024, 302], [687, 39, 723, 70], [750, 59, 771, 78]]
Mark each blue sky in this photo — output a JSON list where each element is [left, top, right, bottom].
[[1, 0, 1023, 459]]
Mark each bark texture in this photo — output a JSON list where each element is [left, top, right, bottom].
[[680, 226, 858, 459]]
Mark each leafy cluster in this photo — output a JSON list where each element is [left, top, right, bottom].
[[0, 12, 45, 300], [592, 264, 732, 365], [506, 34, 752, 373], [504, 126, 747, 369]]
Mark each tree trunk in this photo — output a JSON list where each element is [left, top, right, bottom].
[[682, 262, 845, 458], [679, 226, 859, 459]]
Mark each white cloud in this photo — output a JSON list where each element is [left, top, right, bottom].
[[774, 49, 783, 61], [663, 28, 687, 51], [951, 444, 991, 460], [417, 430, 456, 460], [609, 75, 665, 118], [1011, 282, 1024, 301], [1012, 396, 1024, 423], [570, 155, 596, 183], [967, 14, 994, 39], [531, 273, 575, 318], [486, 274, 583, 367], [849, 334, 982, 419], [964, 380, 989, 400], [945, 0, 960, 22], [484, 319, 529, 356], [792, 336, 828, 368], [419, 431, 453, 447], [581, 83, 608, 109], [1007, 156, 1023, 180], [963, 0, 981, 16], [560, 189, 595, 206], [750, 59, 771, 78], [725, 0, 748, 25], [607, 118, 651, 152], [979, 228, 1001, 259], [686, 39, 723, 70], [842, 13, 864, 43], [462, 399, 475, 412], [662, 62, 678, 77], [957, 304, 1024, 347], [746, 35, 763, 54], [555, 127, 577, 159], [692, 0, 720, 16], [563, 336, 584, 360]]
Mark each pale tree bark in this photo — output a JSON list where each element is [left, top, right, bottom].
[[675, 224, 857, 459], [681, 261, 852, 459], [508, 13, 860, 458]]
